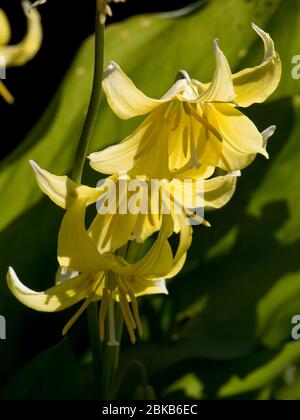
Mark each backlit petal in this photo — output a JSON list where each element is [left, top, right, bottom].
[[206, 103, 267, 171], [0, 10, 11, 45], [30, 160, 101, 209], [0, 1, 43, 67], [198, 40, 235, 103], [232, 24, 281, 107], [58, 200, 116, 273], [7, 267, 91, 312], [103, 62, 164, 119]]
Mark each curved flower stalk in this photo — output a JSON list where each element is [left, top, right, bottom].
[[89, 24, 281, 176], [0, 1, 43, 103], [7, 168, 191, 344]]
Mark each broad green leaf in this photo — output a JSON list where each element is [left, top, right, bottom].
[[219, 342, 300, 398], [0, 340, 81, 400]]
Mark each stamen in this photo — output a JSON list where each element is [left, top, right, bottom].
[[118, 289, 136, 344], [189, 118, 201, 169], [62, 293, 95, 336], [99, 288, 109, 342], [128, 290, 143, 337], [0, 81, 15, 104]]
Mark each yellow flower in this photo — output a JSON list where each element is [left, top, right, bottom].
[[25, 161, 237, 255], [7, 161, 192, 343], [0, 1, 43, 103], [89, 24, 281, 177]]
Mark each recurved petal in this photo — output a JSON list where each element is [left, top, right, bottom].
[[0, 10, 11, 46], [0, 1, 43, 67], [206, 103, 268, 171], [204, 172, 239, 209], [58, 199, 116, 273], [165, 213, 193, 279], [103, 62, 163, 119], [129, 277, 169, 297], [232, 24, 281, 107], [198, 39, 235, 103], [30, 161, 101, 209], [7, 267, 91, 312]]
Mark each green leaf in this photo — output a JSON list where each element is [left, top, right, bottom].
[[0, 340, 81, 400], [219, 342, 300, 398]]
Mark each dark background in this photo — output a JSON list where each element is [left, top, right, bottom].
[[0, 0, 196, 158]]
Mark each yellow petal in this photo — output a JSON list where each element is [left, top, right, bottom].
[[7, 267, 91, 312], [30, 160, 101, 209], [58, 200, 116, 273], [232, 24, 281, 107], [89, 212, 138, 254], [89, 111, 170, 179], [0, 1, 43, 67], [0, 10, 11, 46], [89, 116, 155, 175], [206, 103, 267, 171], [129, 277, 169, 297], [198, 40, 235, 103], [103, 62, 162, 119], [103, 62, 186, 119], [117, 217, 174, 278], [204, 173, 239, 209], [165, 213, 193, 279]]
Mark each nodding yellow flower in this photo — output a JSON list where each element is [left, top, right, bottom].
[[7, 166, 190, 344], [23, 161, 237, 256], [89, 24, 281, 177], [0, 1, 43, 103]]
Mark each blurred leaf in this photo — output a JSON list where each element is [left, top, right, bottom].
[[219, 342, 300, 398], [0, 340, 80, 400]]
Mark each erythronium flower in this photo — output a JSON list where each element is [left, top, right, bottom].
[[0, 1, 43, 103], [89, 24, 281, 177], [24, 161, 238, 254], [7, 168, 190, 344]]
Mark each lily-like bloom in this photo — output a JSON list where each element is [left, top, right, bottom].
[[7, 168, 190, 344], [89, 24, 281, 177], [23, 161, 238, 255], [0, 1, 43, 103]]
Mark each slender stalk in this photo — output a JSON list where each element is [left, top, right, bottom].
[[100, 241, 141, 399], [70, 0, 105, 400], [71, 2, 105, 183], [87, 301, 102, 399]]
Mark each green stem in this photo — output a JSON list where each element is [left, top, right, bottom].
[[100, 241, 141, 399], [70, 0, 105, 400], [71, 2, 105, 183], [87, 302, 102, 400], [101, 305, 124, 400]]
